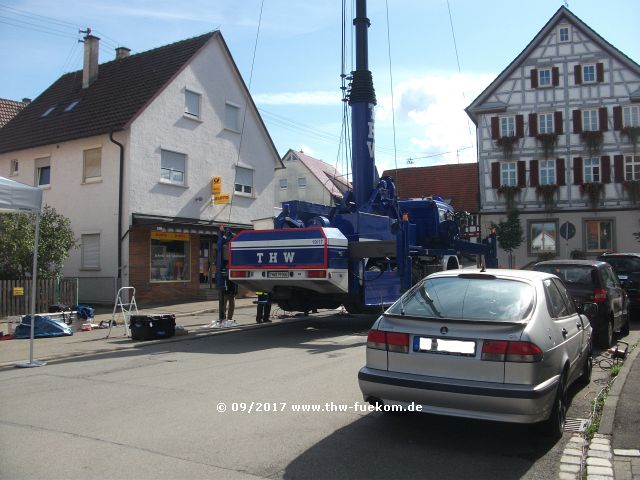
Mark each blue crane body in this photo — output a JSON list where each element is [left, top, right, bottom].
[[221, 0, 498, 313]]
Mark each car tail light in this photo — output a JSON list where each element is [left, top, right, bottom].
[[481, 340, 507, 361], [230, 270, 248, 278], [593, 288, 607, 303], [366, 329, 409, 353], [482, 340, 543, 363], [307, 270, 326, 278], [506, 341, 543, 362]]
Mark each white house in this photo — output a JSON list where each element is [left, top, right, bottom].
[[0, 32, 283, 304], [466, 7, 640, 267], [275, 149, 350, 208]]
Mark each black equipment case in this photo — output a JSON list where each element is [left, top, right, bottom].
[[130, 314, 176, 341]]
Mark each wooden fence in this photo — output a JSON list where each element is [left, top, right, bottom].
[[0, 278, 78, 318]]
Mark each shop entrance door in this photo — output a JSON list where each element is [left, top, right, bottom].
[[199, 237, 217, 288]]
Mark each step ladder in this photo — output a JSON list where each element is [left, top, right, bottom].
[[106, 287, 138, 338]]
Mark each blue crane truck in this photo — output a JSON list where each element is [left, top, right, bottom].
[[219, 0, 498, 314]]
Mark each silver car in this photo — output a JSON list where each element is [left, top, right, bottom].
[[358, 269, 594, 438]]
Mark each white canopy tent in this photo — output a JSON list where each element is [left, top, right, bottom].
[[0, 176, 45, 367]]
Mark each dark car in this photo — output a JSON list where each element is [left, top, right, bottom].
[[597, 253, 640, 317], [532, 260, 629, 348]]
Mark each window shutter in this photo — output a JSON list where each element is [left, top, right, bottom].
[[614, 155, 625, 182], [491, 116, 500, 140], [530, 160, 539, 187], [613, 106, 623, 131], [491, 162, 500, 188], [601, 156, 611, 183], [599, 107, 608, 132], [81, 234, 100, 269], [572, 109, 582, 133], [557, 158, 566, 186], [517, 161, 526, 187], [552, 67, 560, 86], [529, 113, 538, 137], [573, 157, 583, 185], [516, 115, 524, 138], [531, 69, 538, 88], [574, 64, 582, 84], [554, 111, 564, 134], [596, 63, 604, 83]]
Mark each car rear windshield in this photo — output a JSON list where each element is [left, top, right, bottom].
[[534, 265, 595, 286], [601, 257, 640, 273], [387, 276, 534, 322]]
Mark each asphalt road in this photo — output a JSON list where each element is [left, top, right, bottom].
[[0, 311, 633, 480]]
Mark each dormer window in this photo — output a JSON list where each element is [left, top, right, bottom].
[[559, 26, 570, 42], [41, 106, 56, 117], [64, 100, 80, 112]]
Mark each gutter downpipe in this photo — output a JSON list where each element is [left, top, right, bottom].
[[109, 132, 124, 283]]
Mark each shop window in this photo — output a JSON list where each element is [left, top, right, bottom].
[[150, 232, 191, 282], [585, 219, 613, 252], [529, 220, 558, 255]]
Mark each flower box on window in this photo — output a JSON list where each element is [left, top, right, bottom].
[[580, 182, 604, 209], [579, 131, 603, 156], [535, 184, 559, 211], [535, 133, 558, 158], [495, 136, 519, 159], [496, 185, 521, 211]]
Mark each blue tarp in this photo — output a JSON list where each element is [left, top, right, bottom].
[[13, 315, 73, 339], [72, 305, 95, 319]]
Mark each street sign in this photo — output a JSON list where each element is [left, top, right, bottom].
[[560, 221, 576, 240], [214, 193, 230, 205], [212, 176, 222, 194]]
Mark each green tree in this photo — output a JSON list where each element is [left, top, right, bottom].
[[493, 210, 524, 268], [0, 205, 78, 279]]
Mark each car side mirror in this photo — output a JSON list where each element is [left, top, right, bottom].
[[578, 302, 598, 318]]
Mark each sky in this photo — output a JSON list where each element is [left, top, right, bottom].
[[1, 0, 639, 178]]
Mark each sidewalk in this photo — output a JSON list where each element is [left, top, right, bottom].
[[0, 297, 317, 370]]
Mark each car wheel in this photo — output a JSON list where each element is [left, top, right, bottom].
[[597, 319, 613, 349], [578, 344, 593, 386], [544, 373, 567, 439], [620, 313, 630, 336]]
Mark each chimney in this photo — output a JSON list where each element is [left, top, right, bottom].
[[115, 47, 131, 60], [82, 34, 100, 89], [22, 98, 31, 104]]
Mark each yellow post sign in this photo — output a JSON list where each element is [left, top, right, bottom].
[[214, 193, 230, 205], [12, 287, 24, 296], [212, 176, 222, 194]]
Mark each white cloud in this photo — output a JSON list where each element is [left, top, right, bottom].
[[374, 71, 495, 169]]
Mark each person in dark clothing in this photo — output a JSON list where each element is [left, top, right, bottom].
[[224, 276, 238, 321], [255, 291, 272, 323]]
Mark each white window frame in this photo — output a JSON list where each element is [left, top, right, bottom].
[[234, 166, 254, 197], [297, 177, 307, 188], [625, 155, 640, 181], [584, 157, 600, 183], [160, 149, 187, 186], [500, 162, 517, 187], [83, 147, 102, 183], [35, 157, 51, 187], [582, 64, 596, 83], [529, 220, 558, 255], [623, 105, 640, 127], [582, 109, 599, 132], [540, 159, 556, 185], [500, 116, 515, 137], [184, 89, 201, 119], [9, 159, 18, 176], [538, 68, 552, 87], [538, 113, 554, 134], [225, 102, 241, 132], [279, 178, 288, 189], [80, 233, 101, 270], [559, 26, 570, 42]]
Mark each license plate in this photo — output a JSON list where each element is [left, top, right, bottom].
[[414, 336, 476, 356], [268, 271, 290, 278], [618, 275, 628, 280]]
